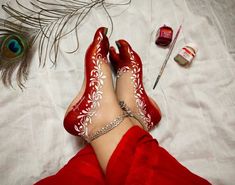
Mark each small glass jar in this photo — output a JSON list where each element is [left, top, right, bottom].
[[174, 43, 198, 66], [155, 24, 173, 46]]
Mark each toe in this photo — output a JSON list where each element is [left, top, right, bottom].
[[116, 39, 142, 66], [115, 39, 132, 58], [93, 27, 108, 41], [116, 39, 138, 62], [91, 27, 109, 57], [109, 46, 120, 71]]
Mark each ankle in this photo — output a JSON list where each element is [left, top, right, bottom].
[[88, 111, 131, 142], [86, 103, 124, 140], [91, 117, 133, 144]]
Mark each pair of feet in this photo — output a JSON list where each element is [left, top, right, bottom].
[[64, 27, 161, 142]]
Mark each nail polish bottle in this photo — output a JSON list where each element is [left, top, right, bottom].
[[155, 24, 173, 46]]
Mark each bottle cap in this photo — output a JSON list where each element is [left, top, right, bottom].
[[187, 43, 198, 53], [162, 23, 172, 29], [162, 21, 171, 26]]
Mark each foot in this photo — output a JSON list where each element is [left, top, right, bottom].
[[63, 28, 125, 141], [109, 40, 161, 130]]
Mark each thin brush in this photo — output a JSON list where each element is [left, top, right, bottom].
[[153, 25, 182, 89]]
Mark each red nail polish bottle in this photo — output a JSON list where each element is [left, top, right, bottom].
[[155, 24, 173, 46]]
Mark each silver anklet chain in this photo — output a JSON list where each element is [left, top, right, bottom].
[[119, 101, 148, 131], [86, 101, 147, 142], [87, 111, 129, 142]]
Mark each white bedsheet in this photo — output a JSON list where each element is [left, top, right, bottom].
[[0, 0, 235, 184]]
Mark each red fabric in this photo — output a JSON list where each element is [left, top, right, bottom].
[[34, 145, 105, 185], [35, 126, 211, 185]]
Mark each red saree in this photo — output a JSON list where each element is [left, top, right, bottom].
[[35, 126, 211, 185]]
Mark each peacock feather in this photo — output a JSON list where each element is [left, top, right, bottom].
[[0, 19, 37, 88], [0, 0, 131, 88]]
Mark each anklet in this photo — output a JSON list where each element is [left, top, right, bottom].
[[87, 112, 129, 142], [119, 101, 148, 131]]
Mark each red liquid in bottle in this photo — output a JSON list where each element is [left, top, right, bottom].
[[155, 25, 173, 46]]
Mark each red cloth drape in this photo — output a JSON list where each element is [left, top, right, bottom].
[[34, 144, 105, 185], [35, 126, 211, 185]]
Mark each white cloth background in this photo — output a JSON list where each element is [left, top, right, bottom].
[[0, 0, 235, 184]]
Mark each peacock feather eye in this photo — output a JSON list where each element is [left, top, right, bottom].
[[0, 35, 28, 60], [7, 38, 22, 54]]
